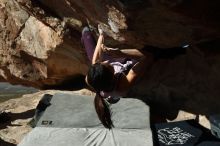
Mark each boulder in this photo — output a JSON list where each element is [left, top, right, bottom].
[[0, 0, 220, 88]]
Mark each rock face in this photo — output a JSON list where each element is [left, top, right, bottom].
[[0, 0, 88, 88], [1, 0, 220, 127], [0, 0, 220, 89]]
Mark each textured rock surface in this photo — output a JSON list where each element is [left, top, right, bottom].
[[0, 0, 88, 88], [0, 0, 220, 88]]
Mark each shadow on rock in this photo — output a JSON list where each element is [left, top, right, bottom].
[[0, 109, 35, 130], [127, 39, 220, 123]]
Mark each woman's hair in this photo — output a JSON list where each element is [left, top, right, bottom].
[[87, 63, 114, 128], [87, 63, 114, 92], [94, 93, 114, 129]]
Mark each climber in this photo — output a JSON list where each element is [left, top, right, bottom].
[[81, 25, 188, 129]]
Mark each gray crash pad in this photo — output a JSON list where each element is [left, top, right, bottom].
[[18, 93, 153, 146]]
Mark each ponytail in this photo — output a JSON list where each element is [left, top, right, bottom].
[[94, 93, 114, 129]]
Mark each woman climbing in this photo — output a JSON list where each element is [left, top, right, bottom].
[[81, 25, 187, 129]]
